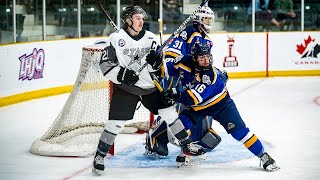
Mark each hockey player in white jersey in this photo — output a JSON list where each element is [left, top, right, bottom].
[[92, 5, 205, 175]]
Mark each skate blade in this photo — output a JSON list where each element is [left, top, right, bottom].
[[92, 168, 103, 176], [265, 164, 280, 172]]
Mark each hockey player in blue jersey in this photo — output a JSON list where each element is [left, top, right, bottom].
[[163, 6, 215, 63], [148, 42, 280, 171], [144, 6, 222, 162]]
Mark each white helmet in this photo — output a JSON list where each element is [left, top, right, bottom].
[[193, 6, 215, 33]]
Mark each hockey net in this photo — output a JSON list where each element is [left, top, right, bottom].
[[30, 44, 153, 157]]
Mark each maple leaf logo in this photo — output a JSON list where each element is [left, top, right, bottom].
[[296, 35, 315, 55]]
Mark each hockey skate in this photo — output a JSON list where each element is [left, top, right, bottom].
[[182, 141, 206, 156], [92, 154, 105, 176], [259, 152, 280, 172], [176, 142, 207, 167]]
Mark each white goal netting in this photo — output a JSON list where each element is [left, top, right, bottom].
[[30, 44, 152, 157]]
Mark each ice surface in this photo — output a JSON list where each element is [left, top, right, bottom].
[[1, 77, 320, 180]]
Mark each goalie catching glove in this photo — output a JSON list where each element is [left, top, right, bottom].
[[145, 48, 163, 71], [117, 66, 139, 86]]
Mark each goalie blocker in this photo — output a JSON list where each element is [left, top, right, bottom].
[[145, 111, 221, 157]]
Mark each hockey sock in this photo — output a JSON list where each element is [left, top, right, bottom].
[[96, 129, 117, 157], [96, 120, 125, 157], [231, 126, 264, 156]]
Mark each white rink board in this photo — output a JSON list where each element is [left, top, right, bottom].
[[0, 38, 105, 97], [210, 33, 267, 72], [268, 32, 320, 71], [1, 32, 320, 98]]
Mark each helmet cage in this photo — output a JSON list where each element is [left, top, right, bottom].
[[193, 6, 215, 33]]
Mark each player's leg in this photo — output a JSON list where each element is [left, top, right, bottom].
[[92, 85, 140, 174], [173, 111, 220, 166], [142, 92, 206, 157], [145, 111, 221, 159], [191, 116, 221, 151], [176, 103, 221, 151], [214, 95, 280, 171], [144, 116, 170, 158]]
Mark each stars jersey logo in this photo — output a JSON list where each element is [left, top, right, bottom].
[[123, 47, 150, 67], [126, 48, 148, 66]]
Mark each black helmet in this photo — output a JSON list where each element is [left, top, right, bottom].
[[191, 42, 213, 71], [122, 5, 148, 21]]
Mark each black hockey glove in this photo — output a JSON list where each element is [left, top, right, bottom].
[[161, 88, 181, 105], [146, 49, 163, 71], [117, 66, 139, 86]]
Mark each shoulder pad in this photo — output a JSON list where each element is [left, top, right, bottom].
[[178, 25, 198, 41]]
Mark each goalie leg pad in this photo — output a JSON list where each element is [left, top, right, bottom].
[[145, 134, 169, 156], [199, 130, 221, 150], [168, 118, 191, 145], [145, 117, 169, 156], [158, 105, 179, 124]]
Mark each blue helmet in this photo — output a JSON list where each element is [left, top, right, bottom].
[[191, 42, 213, 70]]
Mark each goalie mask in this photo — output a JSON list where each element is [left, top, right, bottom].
[[191, 42, 213, 71], [193, 6, 215, 33]]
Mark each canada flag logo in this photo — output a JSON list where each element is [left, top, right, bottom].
[[295, 35, 319, 65]]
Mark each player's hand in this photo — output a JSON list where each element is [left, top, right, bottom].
[[117, 66, 139, 86], [221, 70, 228, 84], [216, 68, 228, 84], [161, 88, 181, 104], [146, 49, 163, 70]]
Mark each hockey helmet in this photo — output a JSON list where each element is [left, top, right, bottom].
[[191, 42, 213, 71], [122, 5, 148, 21], [193, 6, 215, 33]]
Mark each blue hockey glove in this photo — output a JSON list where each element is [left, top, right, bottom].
[[221, 70, 228, 83], [161, 88, 181, 105], [117, 66, 139, 86], [216, 68, 228, 84]]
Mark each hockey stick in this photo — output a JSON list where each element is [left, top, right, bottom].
[[97, 0, 119, 31], [136, 0, 209, 74]]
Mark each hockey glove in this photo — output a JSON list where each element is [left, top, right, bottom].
[[161, 88, 181, 105], [117, 66, 139, 86], [146, 49, 163, 71], [216, 68, 228, 84]]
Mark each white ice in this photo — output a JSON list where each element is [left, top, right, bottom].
[[1, 77, 320, 180]]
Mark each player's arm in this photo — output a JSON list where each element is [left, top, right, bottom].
[[99, 42, 118, 76], [164, 38, 187, 59], [163, 71, 223, 106]]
